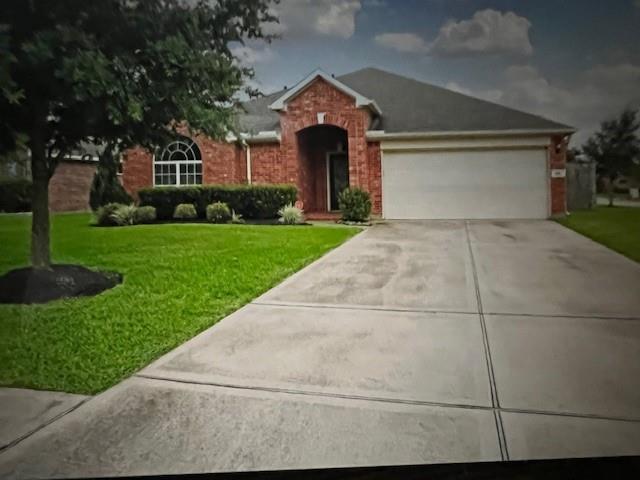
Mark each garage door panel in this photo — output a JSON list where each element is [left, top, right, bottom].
[[382, 149, 548, 220]]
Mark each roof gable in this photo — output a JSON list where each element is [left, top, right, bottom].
[[268, 69, 382, 115]]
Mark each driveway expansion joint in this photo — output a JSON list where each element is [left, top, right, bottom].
[[135, 373, 640, 424], [0, 395, 91, 456], [135, 373, 493, 411], [493, 410, 508, 461], [252, 301, 640, 321], [250, 300, 480, 316], [464, 220, 505, 459]]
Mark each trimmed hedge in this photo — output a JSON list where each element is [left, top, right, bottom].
[[0, 178, 32, 213], [138, 184, 297, 220]]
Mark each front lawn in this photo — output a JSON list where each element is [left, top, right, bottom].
[[556, 207, 640, 262], [0, 213, 358, 394]]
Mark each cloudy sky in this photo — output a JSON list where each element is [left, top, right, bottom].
[[233, 0, 640, 146]]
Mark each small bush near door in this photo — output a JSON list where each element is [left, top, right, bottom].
[[338, 188, 371, 222]]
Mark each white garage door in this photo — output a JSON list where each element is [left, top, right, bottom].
[[382, 149, 548, 219]]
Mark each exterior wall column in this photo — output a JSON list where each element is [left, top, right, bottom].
[[549, 134, 568, 216]]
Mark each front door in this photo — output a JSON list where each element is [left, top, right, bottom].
[[328, 153, 349, 211]]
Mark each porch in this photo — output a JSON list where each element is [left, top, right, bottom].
[[296, 124, 349, 214]]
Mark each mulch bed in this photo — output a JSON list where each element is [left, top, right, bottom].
[[0, 264, 122, 304]]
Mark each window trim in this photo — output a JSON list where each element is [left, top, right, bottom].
[[153, 138, 203, 187]]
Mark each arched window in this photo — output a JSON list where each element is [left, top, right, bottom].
[[154, 138, 202, 186]]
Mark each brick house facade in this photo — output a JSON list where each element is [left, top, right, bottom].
[[122, 68, 573, 219], [123, 76, 384, 215]]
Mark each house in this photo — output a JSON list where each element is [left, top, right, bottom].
[[1, 143, 98, 212], [122, 67, 575, 219]]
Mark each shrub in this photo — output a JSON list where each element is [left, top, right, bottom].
[[230, 210, 245, 224], [173, 203, 197, 220], [94, 202, 126, 226], [206, 201, 231, 223], [138, 184, 297, 220], [110, 204, 138, 226], [133, 205, 156, 224], [278, 203, 305, 225], [338, 187, 371, 222], [89, 162, 132, 211], [0, 178, 32, 212]]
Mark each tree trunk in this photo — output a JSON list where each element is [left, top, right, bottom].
[[30, 135, 52, 269]]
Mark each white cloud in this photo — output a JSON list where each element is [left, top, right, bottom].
[[430, 9, 533, 57], [230, 45, 275, 65], [266, 0, 362, 39], [374, 9, 533, 57], [374, 33, 429, 53], [448, 63, 640, 145]]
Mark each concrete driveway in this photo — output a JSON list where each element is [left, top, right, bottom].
[[2, 220, 640, 477]]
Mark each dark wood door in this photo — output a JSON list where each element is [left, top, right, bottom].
[[329, 153, 349, 211]]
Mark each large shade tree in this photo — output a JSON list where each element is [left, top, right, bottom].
[[583, 108, 640, 206], [0, 0, 276, 268]]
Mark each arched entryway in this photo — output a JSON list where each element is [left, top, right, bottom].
[[296, 125, 349, 213]]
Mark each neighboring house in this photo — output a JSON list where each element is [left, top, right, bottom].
[[1, 143, 99, 212], [48, 142, 100, 212], [122, 67, 575, 219]]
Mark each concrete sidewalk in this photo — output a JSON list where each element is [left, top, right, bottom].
[[0, 389, 87, 451], [1, 221, 639, 478]]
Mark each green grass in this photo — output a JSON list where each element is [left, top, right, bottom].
[[556, 207, 640, 262], [0, 213, 359, 394]]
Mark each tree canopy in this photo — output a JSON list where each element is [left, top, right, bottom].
[[583, 108, 640, 205], [0, 0, 277, 268], [583, 109, 640, 178]]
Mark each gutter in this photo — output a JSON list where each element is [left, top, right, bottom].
[[366, 128, 576, 141], [227, 131, 281, 144]]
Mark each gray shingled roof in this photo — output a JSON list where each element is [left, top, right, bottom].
[[238, 90, 281, 134], [239, 67, 573, 134]]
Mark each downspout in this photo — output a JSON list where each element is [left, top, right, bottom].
[[246, 143, 252, 184]]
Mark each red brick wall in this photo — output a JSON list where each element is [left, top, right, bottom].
[[549, 135, 567, 216], [49, 159, 96, 212], [250, 143, 286, 184], [122, 138, 246, 198], [279, 78, 374, 206], [196, 134, 246, 184], [366, 142, 382, 214], [122, 146, 153, 198]]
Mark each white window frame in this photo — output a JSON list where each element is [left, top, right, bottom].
[[153, 139, 203, 187]]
